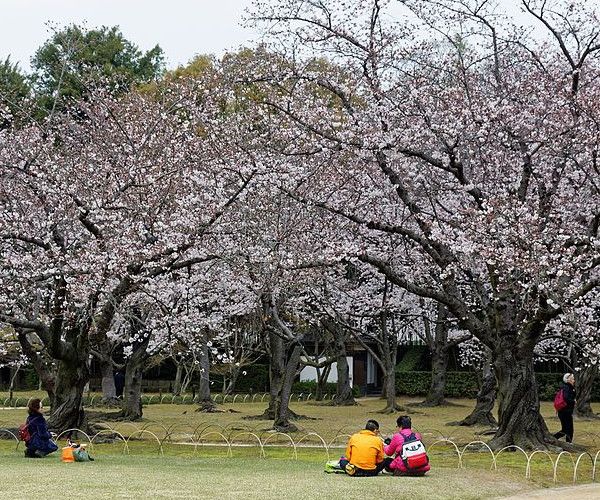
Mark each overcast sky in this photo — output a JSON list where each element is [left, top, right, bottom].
[[1, 0, 536, 73], [1, 0, 257, 71]]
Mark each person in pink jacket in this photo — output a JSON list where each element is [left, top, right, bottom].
[[384, 415, 430, 476]]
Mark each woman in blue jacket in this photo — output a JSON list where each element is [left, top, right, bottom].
[[25, 398, 58, 458]]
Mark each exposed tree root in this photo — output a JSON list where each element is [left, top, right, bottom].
[[273, 422, 299, 433], [375, 403, 416, 414], [447, 410, 497, 427], [410, 399, 467, 408], [243, 409, 318, 421], [488, 431, 585, 453], [327, 399, 358, 407], [575, 410, 600, 420], [97, 397, 122, 408], [194, 401, 223, 413]]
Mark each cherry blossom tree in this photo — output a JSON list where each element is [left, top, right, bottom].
[[248, 0, 600, 449], [0, 75, 255, 429], [312, 263, 419, 412]]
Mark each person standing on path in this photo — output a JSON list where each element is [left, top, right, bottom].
[[554, 373, 576, 443]]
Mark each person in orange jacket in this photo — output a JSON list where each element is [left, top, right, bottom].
[[339, 419, 391, 476]]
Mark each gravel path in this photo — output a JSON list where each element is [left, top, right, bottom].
[[502, 483, 600, 499]]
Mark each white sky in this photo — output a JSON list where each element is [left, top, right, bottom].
[[0, 0, 257, 71], [1, 0, 536, 74]]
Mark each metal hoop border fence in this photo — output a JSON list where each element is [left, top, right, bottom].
[[2, 409, 600, 485], [4, 422, 597, 485], [0, 393, 335, 410]]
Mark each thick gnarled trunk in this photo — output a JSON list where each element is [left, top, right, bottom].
[[422, 346, 449, 407], [575, 364, 597, 419], [489, 343, 555, 450], [100, 359, 118, 404], [122, 366, 143, 420], [460, 354, 497, 427], [47, 357, 88, 432]]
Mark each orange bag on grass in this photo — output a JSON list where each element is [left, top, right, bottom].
[[61, 446, 75, 463]]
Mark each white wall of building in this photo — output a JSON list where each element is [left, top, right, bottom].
[[300, 357, 353, 384]]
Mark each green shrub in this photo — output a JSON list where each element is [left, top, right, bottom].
[[228, 364, 269, 393], [395, 370, 600, 401], [395, 371, 479, 398], [22, 369, 39, 390], [396, 346, 429, 372]]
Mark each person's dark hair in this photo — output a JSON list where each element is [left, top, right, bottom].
[[28, 398, 41, 415], [365, 419, 380, 432], [397, 415, 411, 429]]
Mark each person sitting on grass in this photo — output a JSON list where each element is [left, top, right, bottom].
[[383, 415, 430, 476], [339, 419, 391, 476], [24, 398, 58, 458]]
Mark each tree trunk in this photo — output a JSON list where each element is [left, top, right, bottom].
[[422, 346, 449, 406], [315, 364, 330, 401], [488, 342, 557, 450], [332, 352, 356, 405], [100, 359, 118, 404], [173, 359, 183, 396], [382, 362, 399, 412], [331, 326, 356, 406], [262, 329, 285, 419], [421, 304, 450, 406], [122, 362, 144, 420], [378, 309, 401, 413], [575, 363, 597, 419], [8, 367, 19, 401], [274, 343, 303, 432], [121, 330, 151, 421], [459, 355, 497, 426], [224, 366, 240, 395], [47, 357, 88, 431], [197, 329, 216, 412]]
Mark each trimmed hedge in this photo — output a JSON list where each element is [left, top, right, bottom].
[[395, 371, 600, 401], [396, 371, 479, 398]]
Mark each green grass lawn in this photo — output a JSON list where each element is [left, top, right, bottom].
[[0, 445, 534, 500], [1, 394, 598, 497]]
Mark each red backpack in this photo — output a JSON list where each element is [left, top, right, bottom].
[[18, 423, 31, 443], [400, 433, 429, 471], [554, 388, 567, 412]]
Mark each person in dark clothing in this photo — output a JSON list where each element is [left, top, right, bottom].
[[554, 373, 576, 443], [114, 371, 125, 398], [24, 398, 58, 458]]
